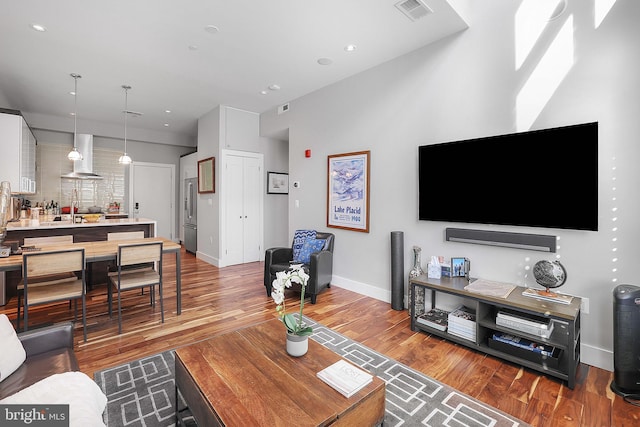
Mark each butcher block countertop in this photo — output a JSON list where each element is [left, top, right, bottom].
[[6, 217, 156, 231]]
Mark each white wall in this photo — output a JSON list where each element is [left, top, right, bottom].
[[261, 0, 640, 371], [263, 136, 289, 250], [0, 90, 10, 108], [195, 106, 221, 265], [196, 105, 291, 264]]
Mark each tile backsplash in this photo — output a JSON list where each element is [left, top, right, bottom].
[[28, 144, 126, 212]]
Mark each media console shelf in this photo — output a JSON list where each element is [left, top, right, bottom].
[[410, 275, 581, 389]]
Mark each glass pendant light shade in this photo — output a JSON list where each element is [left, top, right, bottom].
[[118, 153, 132, 164], [68, 146, 82, 161], [119, 85, 133, 165], [68, 73, 83, 161]]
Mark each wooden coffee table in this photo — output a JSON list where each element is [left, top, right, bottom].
[[175, 318, 385, 426]]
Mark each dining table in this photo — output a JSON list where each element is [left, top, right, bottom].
[[0, 237, 183, 314]]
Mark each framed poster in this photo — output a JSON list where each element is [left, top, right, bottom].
[[198, 157, 215, 193], [327, 150, 370, 233], [267, 171, 289, 194]]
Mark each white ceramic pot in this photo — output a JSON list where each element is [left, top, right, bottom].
[[286, 332, 308, 357]]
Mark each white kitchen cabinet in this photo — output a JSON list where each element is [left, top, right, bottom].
[[0, 111, 37, 194]]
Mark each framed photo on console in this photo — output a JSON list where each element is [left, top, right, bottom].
[[451, 257, 468, 277], [327, 150, 370, 233]]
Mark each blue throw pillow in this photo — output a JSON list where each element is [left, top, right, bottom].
[[295, 239, 326, 264], [292, 230, 316, 261]]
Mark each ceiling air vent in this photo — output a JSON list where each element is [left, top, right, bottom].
[[395, 0, 433, 21]]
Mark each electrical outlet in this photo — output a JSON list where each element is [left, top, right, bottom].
[[581, 297, 589, 314]]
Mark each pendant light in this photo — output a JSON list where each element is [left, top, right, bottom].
[[67, 73, 83, 161], [118, 85, 133, 165]]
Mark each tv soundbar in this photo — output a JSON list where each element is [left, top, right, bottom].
[[445, 228, 556, 252]]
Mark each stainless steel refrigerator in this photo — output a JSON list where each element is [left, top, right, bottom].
[[184, 177, 197, 254]]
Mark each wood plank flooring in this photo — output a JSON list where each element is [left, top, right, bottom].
[[2, 247, 638, 426]]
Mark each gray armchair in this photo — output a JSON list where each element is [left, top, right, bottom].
[[264, 232, 334, 304]]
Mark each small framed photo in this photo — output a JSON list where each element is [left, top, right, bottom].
[[451, 257, 467, 277], [267, 171, 289, 194]]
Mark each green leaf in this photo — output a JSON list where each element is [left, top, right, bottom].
[[283, 314, 298, 331], [296, 327, 313, 336]]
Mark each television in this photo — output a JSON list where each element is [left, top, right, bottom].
[[418, 122, 598, 231]]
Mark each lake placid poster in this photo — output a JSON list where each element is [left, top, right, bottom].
[[327, 151, 370, 233]]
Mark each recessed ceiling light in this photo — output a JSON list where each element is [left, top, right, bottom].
[[317, 58, 333, 65], [268, 84, 281, 91], [188, 45, 198, 51], [165, 110, 171, 114], [69, 91, 76, 96], [30, 23, 46, 32], [204, 25, 219, 34], [344, 44, 357, 52], [260, 90, 268, 95], [164, 123, 170, 127]]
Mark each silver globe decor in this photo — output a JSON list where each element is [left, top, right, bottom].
[[532, 260, 567, 296]]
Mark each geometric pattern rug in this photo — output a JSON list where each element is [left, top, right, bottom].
[[94, 316, 530, 426]]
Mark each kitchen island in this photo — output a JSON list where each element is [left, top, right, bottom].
[[5, 217, 157, 245]]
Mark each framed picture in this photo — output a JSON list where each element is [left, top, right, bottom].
[[198, 157, 215, 193], [267, 171, 289, 194], [451, 257, 468, 277], [327, 150, 370, 233]]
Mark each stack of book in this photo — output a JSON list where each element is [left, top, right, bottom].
[[447, 305, 476, 342], [416, 308, 450, 331], [522, 287, 573, 304], [496, 310, 554, 339], [317, 359, 373, 398]]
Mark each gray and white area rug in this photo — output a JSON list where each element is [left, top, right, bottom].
[[94, 316, 530, 426]]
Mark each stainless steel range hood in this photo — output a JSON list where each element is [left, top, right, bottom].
[[61, 134, 104, 180]]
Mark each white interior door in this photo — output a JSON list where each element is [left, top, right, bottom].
[[242, 157, 261, 262], [223, 152, 263, 266], [130, 162, 175, 239], [225, 155, 245, 265]]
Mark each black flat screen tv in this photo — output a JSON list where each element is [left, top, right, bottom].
[[418, 122, 598, 231]]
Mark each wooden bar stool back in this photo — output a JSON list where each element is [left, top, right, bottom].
[[18, 248, 87, 341], [108, 241, 164, 334]]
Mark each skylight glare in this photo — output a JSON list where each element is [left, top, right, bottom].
[[595, 0, 617, 28], [516, 15, 574, 131]]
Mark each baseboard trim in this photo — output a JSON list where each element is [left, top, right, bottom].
[[196, 251, 219, 267], [331, 274, 394, 306]]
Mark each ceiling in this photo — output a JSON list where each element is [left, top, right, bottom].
[[0, 0, 467, 145]]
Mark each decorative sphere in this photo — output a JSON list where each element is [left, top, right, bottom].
[[533, 260, 567, 288]]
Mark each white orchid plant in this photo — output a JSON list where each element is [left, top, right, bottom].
[[272, 264, 313, 336]]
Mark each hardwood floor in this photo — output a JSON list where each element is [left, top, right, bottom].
[[2, 247, 638, 426]]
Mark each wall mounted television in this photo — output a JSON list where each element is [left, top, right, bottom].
[[418, 122, 598, 231]]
